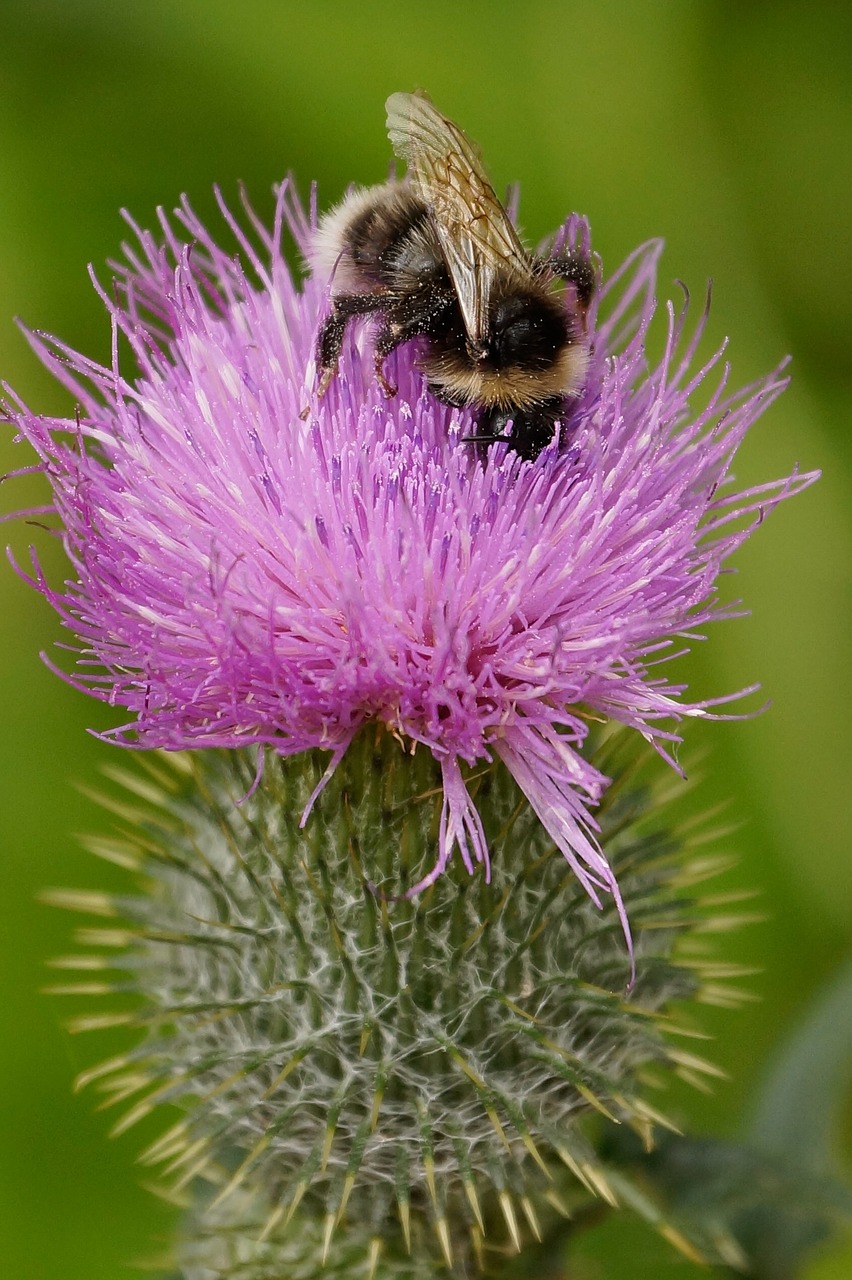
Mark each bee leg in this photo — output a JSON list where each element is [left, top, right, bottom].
[[315, 312, 347, 397], [373, 322, 406, 398], [372, 291, 456, 398], [374, 360, 398, 399], [542, 251, 596, 310], [315, 292, 388, 396]]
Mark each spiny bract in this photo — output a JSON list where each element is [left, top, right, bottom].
[[52, 730, 749, 1276]]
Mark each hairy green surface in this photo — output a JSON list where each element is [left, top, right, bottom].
[[50, 728, 745, 1276]]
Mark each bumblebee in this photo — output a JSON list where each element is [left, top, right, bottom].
[[311, 91, 594, 460]]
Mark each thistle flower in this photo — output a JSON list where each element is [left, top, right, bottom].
[[3, 181, 815, 943], [5, 164, 821, 1278]]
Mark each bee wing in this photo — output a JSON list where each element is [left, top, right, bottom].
[[386, 91, 528, 348]]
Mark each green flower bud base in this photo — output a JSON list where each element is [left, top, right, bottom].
[[54, 727, 740, 1277]]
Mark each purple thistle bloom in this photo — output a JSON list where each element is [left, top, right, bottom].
[[4, 181, 816, 940]]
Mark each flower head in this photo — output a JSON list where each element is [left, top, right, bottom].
[[4, 181, 815, 929]]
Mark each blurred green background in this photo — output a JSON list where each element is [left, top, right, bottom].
[[0, 2, 849, 1276]]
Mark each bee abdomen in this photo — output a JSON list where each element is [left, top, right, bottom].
[[311, 183, 437, 293]]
